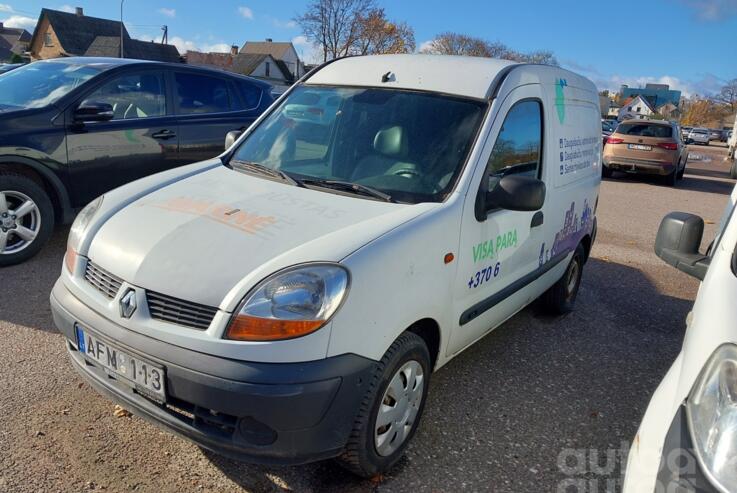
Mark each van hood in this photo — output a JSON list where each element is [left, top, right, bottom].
[[88, 165, 435, 309]]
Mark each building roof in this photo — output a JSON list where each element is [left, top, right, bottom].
[[85, 36, 181, 63], [240, 40, 295, 59], [185, 50, 234, 70], [31, 8, 131, 56], [0, 23, 31, 58], [186, 50, 292, 81]]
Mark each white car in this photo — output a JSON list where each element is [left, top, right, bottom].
[[624, 185, 737, 492], [50, 54, 602, 477], [688, 128, 711, 145]]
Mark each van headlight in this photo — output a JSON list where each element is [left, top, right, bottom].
[[687, 344, 737, 491], [225, 263, 349, 341], [65, 195, 104, 272]]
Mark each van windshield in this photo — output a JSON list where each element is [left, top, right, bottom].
[[230, 85, 487, 203], [0, 61, 101, 111]]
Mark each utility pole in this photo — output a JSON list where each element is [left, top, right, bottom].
[[120, 0, 125, 58], [161, 25, 168, 44]]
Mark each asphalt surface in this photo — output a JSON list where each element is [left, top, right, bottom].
[[1, 143, 734, 493]]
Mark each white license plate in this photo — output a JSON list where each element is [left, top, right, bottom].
[[75, 325, 166, 401], [627, 144, 651, 151]]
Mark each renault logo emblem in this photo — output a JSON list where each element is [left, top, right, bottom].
[[119, 289, 137, 319]]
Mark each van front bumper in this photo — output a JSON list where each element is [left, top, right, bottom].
[[50, 279, 377, 465]]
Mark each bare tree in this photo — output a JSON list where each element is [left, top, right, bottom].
[[295, 0, 376, 62], [420, 32, 493, 57], [354, 9, 415, 55], [421, 32, 558, 66], [716, 78, 737, 113]]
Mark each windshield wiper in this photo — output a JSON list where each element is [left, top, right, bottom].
[[301, 179, 394, 203], [230, 160, 303, 187]]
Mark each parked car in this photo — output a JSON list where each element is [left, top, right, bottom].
[[720, 129, 731, 142], [623, 185, 737, 492], [50, 54, 602, 477], [0, 63, 23, 74], [0, 57, 273, 266], [709, 128, 721, 141], [602, 119, 687, 185], [728, 115, 737, 159], [687, 127, 711, 145], [681, 126, 693, 140]]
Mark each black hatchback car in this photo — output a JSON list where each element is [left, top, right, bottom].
[[0, 57, 273, 266]]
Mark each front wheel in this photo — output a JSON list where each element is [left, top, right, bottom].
[[0, 173, 55, 267], [541, 243, 585, 315], [337, 331, 431, 478]]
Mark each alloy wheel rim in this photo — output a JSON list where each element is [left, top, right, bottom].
[[0, 190, 40, 255], [374, 359, 424, 457]]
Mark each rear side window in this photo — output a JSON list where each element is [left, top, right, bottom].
[[617, 123, 672, 138], [175, 72, 231, 114], [82, 72, 166, 120], [484, 100, 543, 189], [238, 81, 263, 109]]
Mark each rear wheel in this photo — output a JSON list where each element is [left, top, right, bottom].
[[0, 173, 54, 267], [337, 331, 431, 478], [541, 244, 585, 315], [662, 169, 677, 187], [677, 161, 686, 180]]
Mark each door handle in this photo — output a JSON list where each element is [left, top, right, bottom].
[[531, 211, 544, 228], [152, 130, 176, 140]]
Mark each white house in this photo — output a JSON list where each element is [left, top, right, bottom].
[[618, 95, 655, 121], [240, 39, 305, 80]]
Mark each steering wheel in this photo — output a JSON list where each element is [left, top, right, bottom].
[[392, 168, 422, 179]]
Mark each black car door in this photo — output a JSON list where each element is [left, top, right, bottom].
[[171, 70, 262, 164], [65, 68, 178, 207]]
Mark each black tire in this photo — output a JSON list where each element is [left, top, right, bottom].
[[662, 169, 677, 187], [677, 161, 685, 180], [602, 165, 613, 178], [0, 173, 54, 267], [336, 331, 431, 478], [541, 243, 585, 315]]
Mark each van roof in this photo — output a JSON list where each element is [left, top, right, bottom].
[[306, 54, 519, 100]]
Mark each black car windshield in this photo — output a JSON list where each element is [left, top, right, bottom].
[[230, 85, 487, 203], [0, 61, 101, 110]]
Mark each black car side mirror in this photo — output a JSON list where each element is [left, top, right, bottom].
[[476, 174, 546, 220], [655, 212, 711, 280], [74, 102, 114, 122], [225, 130, 243, 149]]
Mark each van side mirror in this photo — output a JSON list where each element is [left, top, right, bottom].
[[225, 130, 243, 149], [74, 102, 114, 122], [476, 174, 546, 220], [655, 212, 711, 280]]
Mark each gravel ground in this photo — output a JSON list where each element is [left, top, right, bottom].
[[0, 143, 733, 493]]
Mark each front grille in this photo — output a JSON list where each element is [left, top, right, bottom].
[[146, 291, 218, 330], [84, 261, 123, 299]]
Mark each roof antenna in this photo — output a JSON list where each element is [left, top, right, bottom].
[[381, 71, 394, 83]]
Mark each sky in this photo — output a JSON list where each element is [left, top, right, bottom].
[[2, 0, 736, 96]]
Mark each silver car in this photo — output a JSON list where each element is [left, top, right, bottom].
[[688, 128, 710, 145]]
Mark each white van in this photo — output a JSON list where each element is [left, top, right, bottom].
[[50, 55, 601, 477], [624, 185, 737, 492]]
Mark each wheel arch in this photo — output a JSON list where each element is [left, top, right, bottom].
[[0, 156, 73, 223], [580, 233, 593, 263], [406, 318, 441, 371]]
